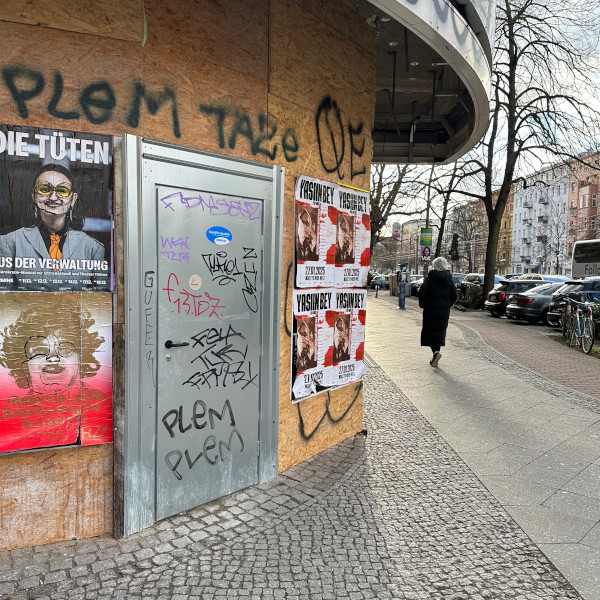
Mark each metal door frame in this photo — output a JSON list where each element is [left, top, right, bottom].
[[121, 135, 283, 536]]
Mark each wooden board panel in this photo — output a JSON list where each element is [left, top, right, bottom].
[[145, 0, 269, 81], [0, 0, 143, 42], [0, 444, 113, 551], [0, 19, 269, 157], [270, 0, 376, 128], [292, 0, 375, 53], [278, 382, 363, 472], [268, 94, 372, 195]]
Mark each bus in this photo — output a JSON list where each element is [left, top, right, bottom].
[[571, 239, 600, 278]]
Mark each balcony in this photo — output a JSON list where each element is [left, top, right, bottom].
[[522, 237, 530, 244], [537, 215, 548, 223], [520, 255, 531, 263], [523, 218, 532, 225], [539, 197, 549, 204], [536, 234, 547, 242], [523, 201, 533, 208]]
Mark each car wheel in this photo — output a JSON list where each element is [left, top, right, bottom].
[[491, 312, 500, 318], [542, 310, 552, 327]]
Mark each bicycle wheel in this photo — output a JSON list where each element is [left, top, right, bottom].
[[568, 316, 579, 347], [562, 309, 572, 340], [582, 317, 595, 354]]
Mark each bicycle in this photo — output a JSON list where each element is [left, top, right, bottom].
[[566, 297, 595, 354]]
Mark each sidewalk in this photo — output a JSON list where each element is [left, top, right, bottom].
[[0, 294, 597, 599], [370, 291, 600, 600]]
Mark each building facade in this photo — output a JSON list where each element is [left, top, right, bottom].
[[568, 154, 599, 267], [0, 0, 494, 550], [512, 164, 570, 275], [496, 187, 514, 275]]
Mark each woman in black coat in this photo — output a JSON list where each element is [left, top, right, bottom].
[[418, 256, 458, 367]]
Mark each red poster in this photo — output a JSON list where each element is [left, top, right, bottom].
[[0, 292, 112, 452]]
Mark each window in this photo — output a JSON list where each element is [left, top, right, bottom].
[[572, 182, 576, 192], [593, 194, 597, 207], [592, 217, 597, 231], [584, 218, 588, 230], [578, 218, 583, 231], [579, 195, 584, 208], [584, 194, 589, 208]]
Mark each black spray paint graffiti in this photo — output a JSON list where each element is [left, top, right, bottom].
[[162, 398, 244, 480], [183, 324, 258, 390], [201, 248, 259, 313], [315, 96, 366, 181], [2, 65, 365, 181], [199, 104, 299, 163], [284, 261, 361, 438], [144, 271, 156, 388]]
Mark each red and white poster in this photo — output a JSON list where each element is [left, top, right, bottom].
[[295, 175, 370, 288], [0, 292, 112, 453], [292, 288, 367, 402]]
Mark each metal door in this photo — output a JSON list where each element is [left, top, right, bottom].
[[156, 186, 262, 518], [122, 137, 282, 534]]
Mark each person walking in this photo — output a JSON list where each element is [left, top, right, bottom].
[[418, 257, 457, 367]]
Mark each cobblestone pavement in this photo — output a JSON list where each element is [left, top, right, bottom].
[[0, 365, 583, 599]]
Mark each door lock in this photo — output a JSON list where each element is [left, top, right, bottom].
[[165, 340, 190, 349]]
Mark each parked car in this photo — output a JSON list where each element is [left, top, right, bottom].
[[411, 276, 424, 296], [547, 277, 600, 326], [457, 273, 484, 301], [451, 272, 466, 287], [371, 275, 390, 289], [457, 273, 504, 302], [504, 282, 565, 325], [484, 278, 547, 317]]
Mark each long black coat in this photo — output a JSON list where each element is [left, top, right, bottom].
[[418, 269, 458, 348]]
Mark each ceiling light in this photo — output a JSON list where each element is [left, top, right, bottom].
[[410, 61, 419, 66], [389, 41, 398, 47], [380, 16, 391, 22]]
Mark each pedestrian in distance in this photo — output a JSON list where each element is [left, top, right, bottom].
[[418, 256, 458, 367]]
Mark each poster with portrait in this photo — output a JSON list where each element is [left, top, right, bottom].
[[295, 175, 337, 288], [333, 186, 371, 287], [292, 288, 367, 402], [0, 292, 113, 453], [294, 175, 370, 289], [0, 125, 113, 292]]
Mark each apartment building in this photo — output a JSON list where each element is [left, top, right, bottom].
[[512, 164, 570, 275]]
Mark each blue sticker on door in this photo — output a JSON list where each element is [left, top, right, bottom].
[[206, 227, 232, 245]]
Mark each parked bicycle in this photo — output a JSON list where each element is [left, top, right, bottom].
[[565, 296, 596, 354]]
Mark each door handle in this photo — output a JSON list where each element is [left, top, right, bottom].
[[165, 340, 189, 349]]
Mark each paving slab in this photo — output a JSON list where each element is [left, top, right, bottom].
[[370, 292, 600, 599]]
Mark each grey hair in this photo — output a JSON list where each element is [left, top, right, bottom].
[[432, 257, 449, 271]]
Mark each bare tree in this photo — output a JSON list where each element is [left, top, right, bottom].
[[369, 164, 426, 250], [442, 0, 600, 304], [446, 201, 488, 272]]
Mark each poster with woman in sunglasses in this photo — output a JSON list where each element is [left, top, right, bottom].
[[0, 126, 113, 291]]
